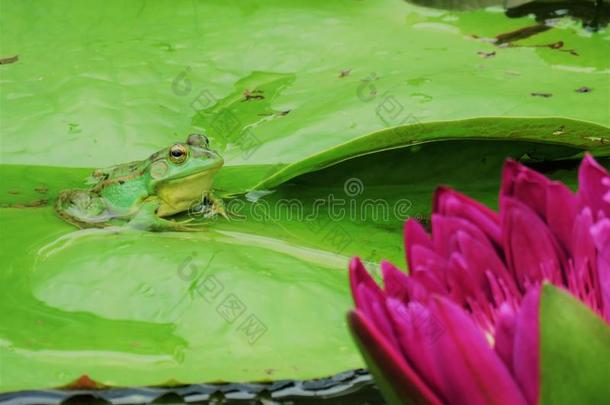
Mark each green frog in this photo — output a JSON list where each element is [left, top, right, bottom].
[[55, 134, 226, 231]]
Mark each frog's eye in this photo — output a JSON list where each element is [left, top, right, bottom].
[[169, 144, 188, 164]]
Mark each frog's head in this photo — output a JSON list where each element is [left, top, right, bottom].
[[148, 134, 224, 214]]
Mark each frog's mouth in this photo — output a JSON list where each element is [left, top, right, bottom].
[[155, 167, 222, 217]]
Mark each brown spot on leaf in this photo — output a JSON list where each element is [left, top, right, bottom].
[[8, 199, 48, 208], [495, 24, 551, 44], [575, 86, 592, 93], [7, 190, 20, 195], [531, 92, 552, 98], [35, 186, 49, 193], [0, 55, 18, 65], [477, 51, 496, 58], [338, 69, 351, 78]]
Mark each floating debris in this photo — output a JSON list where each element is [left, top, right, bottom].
[[575, 86, 592, 93]]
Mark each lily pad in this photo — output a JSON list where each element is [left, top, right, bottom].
[[1, 0, 609, 169]]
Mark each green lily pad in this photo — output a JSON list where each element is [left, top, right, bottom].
[[0, 207, 357, 390], [1, 0, 609, 169]]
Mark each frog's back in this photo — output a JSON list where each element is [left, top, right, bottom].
[[97, 160, 151, 213]]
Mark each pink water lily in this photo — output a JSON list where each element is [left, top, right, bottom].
[[348, 154, 610, 405]]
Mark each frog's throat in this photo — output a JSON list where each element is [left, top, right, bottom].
[[155, 168, 220, 217]]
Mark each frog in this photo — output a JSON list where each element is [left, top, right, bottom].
[[55, 134, 226, 231]]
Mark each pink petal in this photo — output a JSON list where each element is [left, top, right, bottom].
[[494, 303, 517, 372], [404, 219, 433, 272], [570, 208, 603, 315], [356, 285, 402, 349], [429, 297, 528, 405], [411, 268, 447, 297], [350, 258, 402, 349], [446, 252, 481, 306], [432, 215, 495, 260], [501, 160, 577, 254], [409, 244, 447, 286], [501, 159, 550, 218], [501, 197, 566, 290], [578, 153, 610, 220], [455, 229, 520, 300], [348, 310, 443, 405], [512, 286, 541, 405], [381, 260, 426, 302], [381, 260, 414, 301], [545, 182, 577, 254], [590, 219, 610, 321], [434, 187, 501, 246], [349, 257, 383, 308], [386, 299, 447, 400]]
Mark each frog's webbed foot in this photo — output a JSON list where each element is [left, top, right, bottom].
[[210, 197, 231, 220], [129, 200, 203, 232], [209, 195, 246, 220], [189, 194, 237, 221]]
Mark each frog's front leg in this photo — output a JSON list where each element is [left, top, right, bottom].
[[128, 198, 199, 232]]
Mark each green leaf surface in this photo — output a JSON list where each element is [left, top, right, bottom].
[[540, 284, 610, 404], [0, 207, 359, 391], [1, 0, 609, 169]]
